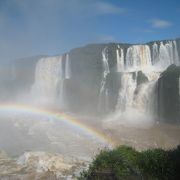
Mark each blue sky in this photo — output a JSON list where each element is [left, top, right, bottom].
[[0, 0, 180, 61]]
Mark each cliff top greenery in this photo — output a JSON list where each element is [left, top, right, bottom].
[[78, 145, 180, 180]]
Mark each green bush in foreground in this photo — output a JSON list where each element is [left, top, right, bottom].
[[138, 149, 172, 179], [78, 145, 180, 180]]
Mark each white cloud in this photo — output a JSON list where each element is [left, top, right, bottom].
[[150, 19, 172, 28], [94, 2, 125, 14]]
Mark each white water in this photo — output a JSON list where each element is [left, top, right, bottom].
[[97, 40, 179, 117], [115, 40, 179, 72], [29, 40, 179, 115], [173, 41, 180, 66], [133, 81, 157, 113], [100, 47, 110, 93], [153, 41, 179, 69], [116, 45, 124, 72], [179, 77, 180, 107], [0, 40, 179, 179], [98, 47, 110, 112], [116, 73, 137, 111], [115, 44, 157, 116], [31, 54, 71, 107], [152, 42, 159, 65], [0, 111, 108, 179], [65, 54, 71, 79], [110, 40, 179, 126], [115, 72, 157, 118], [126, 45, 152, 71]]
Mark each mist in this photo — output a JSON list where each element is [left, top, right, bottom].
[[0, 0, 180, 179]]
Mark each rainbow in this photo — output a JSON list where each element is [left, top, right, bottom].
[[0, 103, 115, 147]]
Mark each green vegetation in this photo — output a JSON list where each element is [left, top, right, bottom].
[[78, 145, 180, 180]]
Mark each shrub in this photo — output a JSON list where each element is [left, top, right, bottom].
[[78, 145, 180, 180], [79, 146, 142, 179], [138, 149, 172, 179], [168, 145, 180, 179]]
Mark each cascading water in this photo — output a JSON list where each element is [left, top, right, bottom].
[[31, 54, 71, 107], [158, 42, 173, 69], [133, 80, 157, 114], [116, 73, 137, 112], [65, 54, 71, 79], [173, 41, 180, 66], [110, 40, 179, 124], [115, 73, 157, 119], [116, 44, 158, 113], [18, 39, 179, 119], [153, 41, 179, 69], [116, 45, 124, 72], [152, 42, 159, 65], [115, 44, 156, 118], [179, 77, 180, 106], [98, 47, 110, 112], [125, 45, 152, 71], [1, 37, 180, 180]]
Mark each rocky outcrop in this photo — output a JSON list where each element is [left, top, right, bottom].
[[1, 38, 180, 122], [157, 64, 180, 123]]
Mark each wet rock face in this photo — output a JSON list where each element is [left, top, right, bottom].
[[1, 38, 180, 122], [176, 38, 180, 58], [64, 40, 180, 117], [157, 65, 180, 123], [66, 44, 105, 114], [136, 71, 149, 86]]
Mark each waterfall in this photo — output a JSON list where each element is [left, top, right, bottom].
[[115, 42, 167, 123], [152, 42, 159, 65], [116, 73, 137, 111], [173, 41, 180, 66], [28, 39, 178, 118], [98, 47, 110, 112], [31, 54, 71, 107], [65, 54, 71, 79], [133, 80, 157, 114], [125, 45, 152, 71], [158, 42, 172, 69], [116, 45, 124, 72], [122, 40, 179, 73], [113, 39, 180, 124], [179, 77, 180, 107], [116, 72, 158, 113], [153, 41, 179, 69]]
